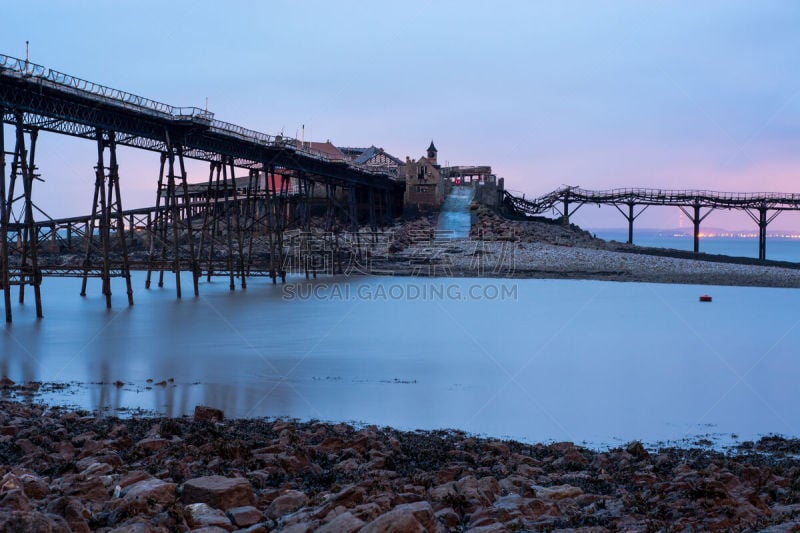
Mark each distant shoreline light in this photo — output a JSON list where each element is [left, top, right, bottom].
[[594, 229, 800, 240], [668, 232, 800, 239]]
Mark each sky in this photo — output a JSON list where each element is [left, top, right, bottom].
[[2, 1, 800, 230]]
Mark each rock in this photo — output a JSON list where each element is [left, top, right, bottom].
[[465, 524, 507, 532], [226, 505, 263, 527], [0, 510, 60, 532], [266, 489, 308, 518], [182, 475, 255, 510], [135, 437, 169, 452], [317, 511, 365, 533], [281, 524, 314, 533], [47, 496, 90, 533], [118, 470, 151, 489], [80, 461, 113, 477], [122, 478, 177, 506], [361, 501, 437, 533], [530, 484, 583, 500], [108, 523, 155, 533], [186, 502, 233, 530], [235, 525, 269, 533], [626, 440, 650, 460], [435, 507, 461, 529], [194, 405, 224, 422], [0, 488, 31, 511], [330, 484, 366, 508], [19, 474, 50, 499]]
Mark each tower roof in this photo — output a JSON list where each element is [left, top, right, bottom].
[[427, 140, 437, 153]]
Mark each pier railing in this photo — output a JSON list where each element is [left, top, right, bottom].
[[0, 53, 390, 177]]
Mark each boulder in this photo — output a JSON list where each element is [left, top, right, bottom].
[[182, 475, 255, 510], [19, 474, 50, 499], [226, 505, 263, 528], [0, 510, 60, 533], [194, 406, 224, 422], [530, 484, 583, 500], [108, 523, 155, 533], [361, 501, 437, 533], [317, 511, 365, 533], [266, 489, 308, 518], [122, 478, 177, 506], [135, 438, 169, 452], [186, 502, 233, 530]]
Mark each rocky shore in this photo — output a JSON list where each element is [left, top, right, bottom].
[[376, 208, 800, 288], [2, 400, 800, 532], [23, 207, 800, 288]]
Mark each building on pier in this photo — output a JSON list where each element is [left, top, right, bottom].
[[403, 141, 501, 208], [339, 146, 405, 178], [404, 141, 446, 207]]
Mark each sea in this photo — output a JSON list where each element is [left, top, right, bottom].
[[592, 229, 800, 263], [2, 253, 799, 449]]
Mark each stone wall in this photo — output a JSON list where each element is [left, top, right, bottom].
[[473, 177, 503, 208]]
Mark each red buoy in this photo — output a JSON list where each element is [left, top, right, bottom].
[[699, 295, 712, 302]]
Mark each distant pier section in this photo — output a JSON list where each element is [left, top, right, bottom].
[[503, 186, 800, 260]]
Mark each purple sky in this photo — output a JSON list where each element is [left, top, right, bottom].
[[3, 1, 800, 230]]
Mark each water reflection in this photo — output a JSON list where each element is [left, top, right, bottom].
[[1, 272, 799, 447]]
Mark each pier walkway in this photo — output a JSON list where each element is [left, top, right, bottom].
[[503, 186, 800, 260]]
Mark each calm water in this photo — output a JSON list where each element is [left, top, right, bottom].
[[2, 272, 799, 448], [593, 229, 800, 263]]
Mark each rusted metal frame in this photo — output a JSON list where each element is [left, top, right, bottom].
[[107, 132, 134, 305], [221, 159, 236, 290], [145, 152, 168, 289], [347, 185, 361, 260], [227, 157, 247, 289], [209, 161, 223, 282], [79, 129, 105, 297], [0, 109, 12, 322], [265, 164, 278, 284], [242, 168, 259, 276], [14, 114, 42, 317], [163, 146, 183, 297], [298, 173, 312, 279], [197, 161, 218, 282], [272, 168, 289, 283], [384, 189, 392, 225], [324, 180, 336, 232], [175, 144, 198, 296]]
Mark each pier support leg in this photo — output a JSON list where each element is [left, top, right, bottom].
[[679, 204, 714, 254], [145, 153, 167, 290], [613, 202, 648, 245], [368, 187, 377, 242], [554, 189, 583, 226], [176, 146, 198, 296], [80, 128, 134, 308], [384, 189, 392, 224], [145, 140, 197, 299], [745, 206, 781, 262], [0, 109, 11, 322], [14, 115, 42, 317]]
